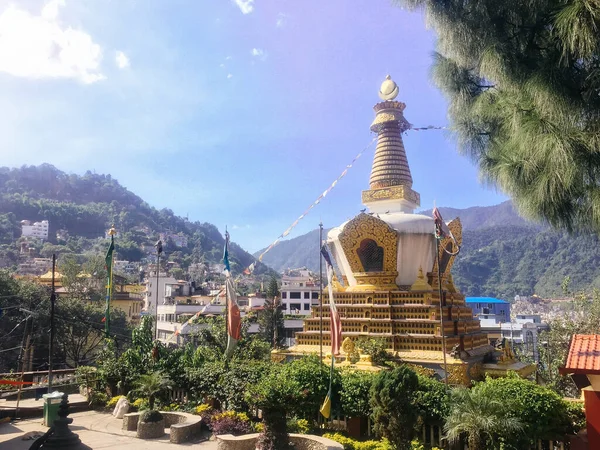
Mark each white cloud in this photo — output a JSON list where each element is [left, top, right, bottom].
[[276, 13, 288, 28], [251, 48, 267, 61], [233, 0, 254, 14], [232, 224, 250, 230], [227, 73, 233, 79], [219, 63, 225, 68], [0, 0, 105, 84], [225, 56, 232, 60], [115, 51, 129, 69]]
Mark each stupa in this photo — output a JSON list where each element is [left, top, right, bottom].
[[277, 76, 535, 383]]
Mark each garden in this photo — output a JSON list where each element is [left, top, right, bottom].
[[76, 316, 585, 450]]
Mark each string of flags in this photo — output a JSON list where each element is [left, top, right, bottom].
[[253, 124, 448, 266], [257, 136, 378, 262]]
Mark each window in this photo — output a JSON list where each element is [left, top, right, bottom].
[[290, 303, 301, 311], [303, 303, 310, 310], [299, 283, 303, 287], [290, 292, 301, 299], [304, 292, 310, 299], [281, 292, 287, 299], [312, 292, 319, 299], [356, 238, 384, 272]]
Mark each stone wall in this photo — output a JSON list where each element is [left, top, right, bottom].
[[216, 433, 344, 450]]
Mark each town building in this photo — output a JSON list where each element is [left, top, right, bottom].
[[21, 220, 49, 240], [465, 297, 511, 321], [280, 269, 320, 315], [278, 76, 535, 382], [143, 269, 178, 318], [111, 283, 145, 325]]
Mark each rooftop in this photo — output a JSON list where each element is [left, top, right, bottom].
[[560, 334, 600, 375], [465, 297, 509, 304]]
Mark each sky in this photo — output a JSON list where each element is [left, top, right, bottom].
[[0, 0, 508, 253]]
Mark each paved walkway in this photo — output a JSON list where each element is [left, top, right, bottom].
[[0, 410, 218, 449], [0, 394, 88, 411]]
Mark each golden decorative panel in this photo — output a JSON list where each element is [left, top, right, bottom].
[[338, 213, 398, 290], [362, 185, 420, 206]]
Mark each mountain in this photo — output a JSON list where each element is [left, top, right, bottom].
[[256, 202, 600, 298], [0, 164, 270, 277]]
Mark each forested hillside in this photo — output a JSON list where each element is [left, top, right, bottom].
[[0, 164, 267, 276], [257, 203, 600, 299]]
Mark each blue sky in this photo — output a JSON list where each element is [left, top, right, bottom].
[[0, 0, 507, 253]]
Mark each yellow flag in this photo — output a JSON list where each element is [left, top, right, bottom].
[[320, 393, 331, 419]]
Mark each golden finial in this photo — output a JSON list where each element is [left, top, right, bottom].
[[411, 266, 432, 292], [108, 224, 117, 236], [378, 74, 399, 101]]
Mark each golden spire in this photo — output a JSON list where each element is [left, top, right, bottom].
[[108, 224, 117, 236], [362, 75, 420, 213]]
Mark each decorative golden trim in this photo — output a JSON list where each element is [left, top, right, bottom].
[[361, 185, 420, 206], [431, 217, 463, 280], [351, 271, 398, 291]]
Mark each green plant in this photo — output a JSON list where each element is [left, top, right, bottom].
[[160, 402, 181, 412], [287, 417, 311, 434], [356, 337, 391, 366], [106, 395, 125, 408], [132, 370, 172, 410], [340, 369, 375, 418], [131, 398, 149, 411], [210, 410, 252, 436], [323, 433, 393, 450], [194, 403, 212, 415], [370, 366, 419, 450], [140, 409, 164, 423], [444, 387, 522, 450], [89, 391, 109, 409], [565, 400, 586, 434]]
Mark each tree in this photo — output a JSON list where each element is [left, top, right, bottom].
[[370, 365, 420, 450], [396, 0, 600, 232], [246, 366, 301, 450], [258, 276, 284, 347], [132, 370, 172, 410], [444, 386, 522, 450], [281, 355, 340, 421], [340, 369, 375, 419]]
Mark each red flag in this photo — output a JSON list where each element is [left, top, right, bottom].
[[432, 207, 451, 238], [101, 316, 106, 323]]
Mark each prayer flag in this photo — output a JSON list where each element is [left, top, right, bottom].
[[224, 231, 241, 358], [104, 234, 115, 336], [321, 245, 341, 355]]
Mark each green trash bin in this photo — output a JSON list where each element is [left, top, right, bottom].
[[42, 392, 64, 427]]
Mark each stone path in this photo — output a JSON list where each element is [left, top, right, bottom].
[[0, 410, 218, 449]]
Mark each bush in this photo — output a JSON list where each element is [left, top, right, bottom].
[[287, 418, 311, 434], [140, 409, 164, 423], [89, 391, 109, 409], [323, 434, 439, 450], [131, 398, 149, 411], [160, 402, 180, 412], [210, 410, 253, 436], [194, 403, 212, 415], [106, 395, 125, 408], [565, 400, 586, 433]]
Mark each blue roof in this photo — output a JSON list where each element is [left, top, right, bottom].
[[465, 297, 509, 304]]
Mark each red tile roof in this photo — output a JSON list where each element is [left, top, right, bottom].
[[560, 335, 600, 375]]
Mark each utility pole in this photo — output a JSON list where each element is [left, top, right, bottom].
[[48, 254, 56, 393], [435, 240, 449, 388], [319, 222, 324, 363], [154, 240, 163, 341]]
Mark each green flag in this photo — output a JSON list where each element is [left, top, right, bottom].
[[104, 236, 114, 337]]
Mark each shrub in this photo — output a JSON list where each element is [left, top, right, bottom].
[[323, 434, 438, 450], [131, 398, 149, 411], [106, 395, 125, 408], [89, 391, 109, 409], [140, 409, 164, 423], [287, 418, 311, 434], [565, 400, 586, 433], [160, 402, 181, 412], [194, 403, 212, 415], [210, 410, 253, 436]]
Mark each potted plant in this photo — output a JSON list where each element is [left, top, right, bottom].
[[132, 371, 172, 439]]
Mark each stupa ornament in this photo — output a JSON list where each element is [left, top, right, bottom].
[[378, 75, 399, 101]]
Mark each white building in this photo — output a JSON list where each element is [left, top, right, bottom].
[[156, 298, 224, 345], [500, 315, 549, 362], [143, 271, 178, 317], [280, 269, 320, 315], [21, 220, 49, 240]]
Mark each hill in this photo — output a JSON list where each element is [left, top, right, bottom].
[[0, 164, 269, 278], [256, 203, 600, 298]]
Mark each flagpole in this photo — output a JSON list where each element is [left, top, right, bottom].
[[224, 227, 229, 366], [436, 237, 449, 388], [319, 222, 323, 363], [154, 239, 163, 341], [48, 254, 56, 393]]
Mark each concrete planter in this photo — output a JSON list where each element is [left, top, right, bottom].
[[136, 418, 165, 439]]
